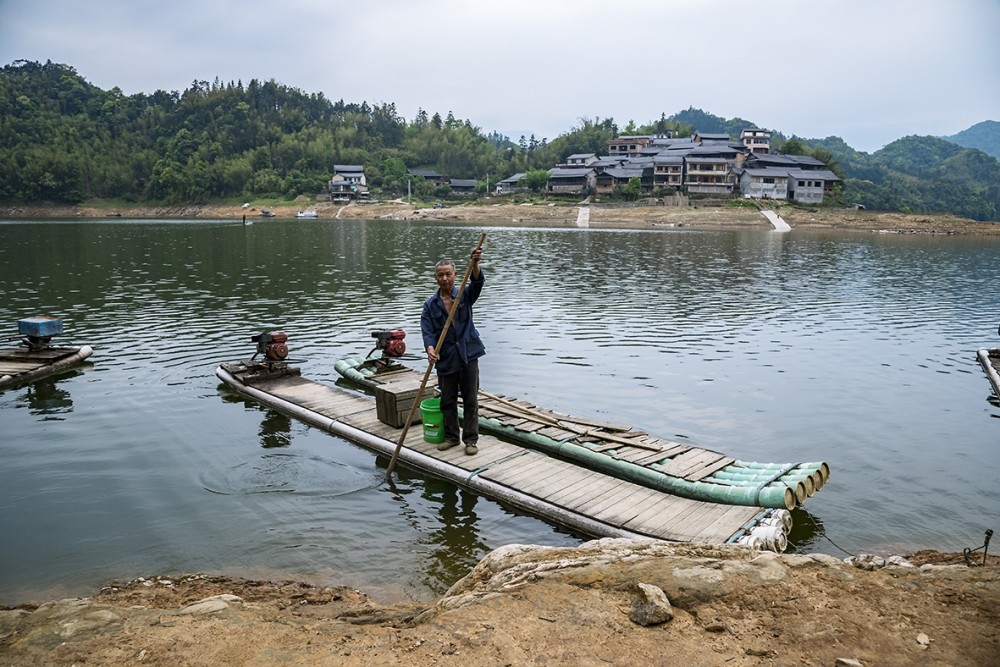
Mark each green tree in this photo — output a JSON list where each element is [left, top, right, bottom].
[[525, 169, 549, 192], [620, 177, 642, 200]]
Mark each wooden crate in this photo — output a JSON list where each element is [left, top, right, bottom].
[[374, 373, 435, 428]]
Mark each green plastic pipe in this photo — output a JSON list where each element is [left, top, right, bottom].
[[478, 416, 796, 510], [736, 460, 829, 483]]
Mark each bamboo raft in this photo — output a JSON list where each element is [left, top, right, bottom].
[[220, 359, 795, 551], [0, 346, 94, 390], [0, 316, 93, 391], [978, 348, 1000, 398], [335, 357, 829, 511]]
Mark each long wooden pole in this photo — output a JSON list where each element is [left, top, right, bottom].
[[384, 233, 486, 480]]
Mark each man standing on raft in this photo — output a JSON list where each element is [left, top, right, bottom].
[[421, 247, 485, 455]]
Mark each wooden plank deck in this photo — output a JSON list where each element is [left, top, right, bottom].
[[218, 362, 772, 546]]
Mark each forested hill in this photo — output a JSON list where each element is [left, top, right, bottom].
[[1, 60, 998, 221], [944, 120, 1000, 160], [806, 134, 1000, 221]]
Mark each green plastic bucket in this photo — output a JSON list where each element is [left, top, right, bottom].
[[420, 397, 444, 444]]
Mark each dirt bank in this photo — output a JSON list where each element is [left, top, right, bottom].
[[5, 200, 1000, 235], [2, 541, 997, 667]]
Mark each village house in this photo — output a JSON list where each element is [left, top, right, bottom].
[[785, 169, 840, 203], [684, 156, 733, 194], [652, 154, 684, 190], [739, 168, 789, 199], [560, 153, 600, 168], [608, 135, 652, 158], [534, 128, 841, 203], [546, 167, 596, 195], [693, 132, 732, 144], [328, 164, 368, 200], [449, 178, 477, 195], [495, 173, 526, 195], [407, 168, 447, 186], [735, 153, 841, 203], [595, 165, 646, 195], [740, 128, 771, 154]]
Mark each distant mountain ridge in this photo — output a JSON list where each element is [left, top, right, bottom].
[[942, 120, 1000, 160]]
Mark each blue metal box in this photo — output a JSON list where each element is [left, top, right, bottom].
[[18, 316, 64, 337]]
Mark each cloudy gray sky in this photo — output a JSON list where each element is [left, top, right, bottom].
[[2, 0, 998, 153]]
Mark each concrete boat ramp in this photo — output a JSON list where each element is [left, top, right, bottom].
[[218, 360, 795, 551]]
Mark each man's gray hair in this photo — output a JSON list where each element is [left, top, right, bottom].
[[435, 259, 456, 271]]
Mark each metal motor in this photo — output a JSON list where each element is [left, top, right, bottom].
[[251, 331, 289, 361], [17, 316, 63, 352], [370, 329, 406, 358]]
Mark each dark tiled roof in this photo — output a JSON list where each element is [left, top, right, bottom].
[[741, 168, 790, 177], [408, 168, 441, 178], [548, 168, 594, 178], [787, 169, 840, 181], [601, 167, 645, 179]]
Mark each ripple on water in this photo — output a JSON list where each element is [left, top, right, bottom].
[[201, 451, 384, 497]]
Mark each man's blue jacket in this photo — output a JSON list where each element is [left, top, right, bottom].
[[420, 271, 485, 375]]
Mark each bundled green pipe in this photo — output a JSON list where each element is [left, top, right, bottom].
[[736, 460, 830, 484], [478, 416, 797, 510], [716, 463, 827, 492], [711, 469, 816, 497]]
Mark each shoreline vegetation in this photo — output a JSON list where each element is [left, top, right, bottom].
[[4, 199, 1000, 235], [3, 200, 999, 665]]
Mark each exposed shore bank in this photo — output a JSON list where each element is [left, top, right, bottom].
[[1, 541, 996, 666], [4, 200, 1000, 236]]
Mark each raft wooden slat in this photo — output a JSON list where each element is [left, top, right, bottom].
[[0, 360, 43, 374], [536, 469, 614, 506], [485, 458, 574, 492], [691, 504, 762, 543], [217, 363, 769, 546], [656, 449, 725, 477], [684, 456, 738, 482], [547, 474, 624, 511]]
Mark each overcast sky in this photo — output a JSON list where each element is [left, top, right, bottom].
[[2, 0, 998, 153]]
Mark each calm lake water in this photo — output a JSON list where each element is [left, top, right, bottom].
[[1, 217, 998, 606]]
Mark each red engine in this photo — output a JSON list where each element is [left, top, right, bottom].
[[251, 331, 289, 361], [371, 329, 406, 357]]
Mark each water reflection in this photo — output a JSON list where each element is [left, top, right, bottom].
[[421, 478, 486, 590], [259, 409, 292, 449], [785, 508, 832, 555], [13, 376, 76, 419]]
